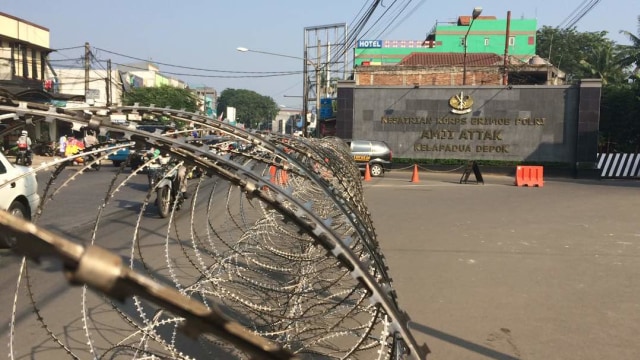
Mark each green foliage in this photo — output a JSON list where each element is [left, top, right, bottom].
[[599, 81, 640, 152], [216, 89, 279, 129], [535, 21, 640, 152], [537, 26, 623, 83], [617, 15, 640, 75], [578, 42, 626, 85], [122, 85, 198, 112]]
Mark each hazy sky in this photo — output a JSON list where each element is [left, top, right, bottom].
[[4, 0, 638, 108]]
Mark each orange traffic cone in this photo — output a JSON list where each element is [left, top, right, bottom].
[[410, 164, 420, 183], [277, 169, 289, 185], [269, 165, 277, 183], [364, 163, 372, 181]]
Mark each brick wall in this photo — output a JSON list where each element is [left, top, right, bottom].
[[354, 66, 504, 86]]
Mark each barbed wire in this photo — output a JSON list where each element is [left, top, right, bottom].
[[0, 100, 428, 360]]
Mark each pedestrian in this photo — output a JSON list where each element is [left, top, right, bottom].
[[59, 134, 67, 157]]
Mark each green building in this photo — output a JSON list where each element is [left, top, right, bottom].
[[354, 15, 537, 66]]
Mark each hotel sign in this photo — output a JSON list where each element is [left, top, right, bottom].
[[357, 40, 383, 48]]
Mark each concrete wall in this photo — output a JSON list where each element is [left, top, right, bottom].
[[0, 13, 50, 48], [335, 81, 601, 166], [355, 66, 504, 86]]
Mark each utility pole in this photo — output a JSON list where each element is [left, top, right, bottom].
[[462, 7, 483, 85], [84, 42, 90, 101], [502, 11, 512, 86], [106, 59, 112, 106], [302, 44, 309, 137], [315, 39, 321, 138]]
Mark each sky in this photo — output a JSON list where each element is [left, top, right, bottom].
[[3, 0, 639, 109]]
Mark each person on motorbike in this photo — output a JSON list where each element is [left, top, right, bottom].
[[83, 130, 99, 148], [82, 130, 101, 169], [151, 150, 188, 199], [146, 147, 161, 161], [16, 130, 32, 165], [178, 164, 189, 199]]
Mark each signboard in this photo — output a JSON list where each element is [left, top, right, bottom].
[[127, 113, 142, 121], [357, 40, 382, 48], [86, 89, 100, 99], [110, 114, 127, 124]]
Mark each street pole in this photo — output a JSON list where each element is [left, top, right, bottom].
[[236, 46, 313, 136], [106, 59, 112, 106], [502, 11, 512, 85], [462, 35, 469, 85], [315, 39, 321, 138], [302, 40, 309, 137], [462, 7, 483, 86], [84, 42, 90, 100]]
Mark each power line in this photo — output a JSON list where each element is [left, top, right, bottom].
[[99, 59, 302, 79], [94, 47, 300, 74], [559, 0, 602, 29], [52, 45, 86, 52]]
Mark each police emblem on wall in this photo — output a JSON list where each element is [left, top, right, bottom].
[[449, 91, 474, 114]]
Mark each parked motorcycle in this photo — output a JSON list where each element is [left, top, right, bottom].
[[33, 140, 55, 156], [155, 162, 185, 218]]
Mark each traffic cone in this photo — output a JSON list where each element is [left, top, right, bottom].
[[269, 165, 277, 183], [364, 163, 372, 181], [410, 164, 420, 183], [277, 169, 289, 185]]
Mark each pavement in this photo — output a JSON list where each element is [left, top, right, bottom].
[[10, 154, 640, 359], [8, 154, 89, 168], [362, 170, 640, 360]]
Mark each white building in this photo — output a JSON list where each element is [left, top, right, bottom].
[[273, 108, 302, 135], [53, 68, 124, 106], [118, 62, 186, 89]]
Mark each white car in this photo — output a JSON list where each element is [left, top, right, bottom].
[[0, 151, 40, 247]]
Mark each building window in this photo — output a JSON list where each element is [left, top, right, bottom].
[[11, 43, 17, 75], [508, 36, 515, 46], [484, 38, 490, 46], [40, 53, 46, 80], [21, 46, 28, 78], [31, 49, 38, 79]]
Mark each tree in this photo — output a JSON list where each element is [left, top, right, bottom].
[[536, 27, 617, 82], [599, 81, 640, 152], [578, 42, 626, 85], [216, 89, 279, 129], [122, 85, 198, 112], [618, 15, 640, 76]]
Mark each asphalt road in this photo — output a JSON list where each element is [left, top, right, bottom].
[[0, 162, 235, 359], [2, 157, 640, 359], [363, 169, 640, 360]]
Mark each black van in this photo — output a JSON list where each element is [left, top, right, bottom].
[[347, 140, 393, 177]]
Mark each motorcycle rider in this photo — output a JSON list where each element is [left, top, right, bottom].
[[16, 130, 32, 164], [149, 149, 188, 199], [161, 127, 188, 199], [82, 130, 101, 168], [83, 130, 99, 148]]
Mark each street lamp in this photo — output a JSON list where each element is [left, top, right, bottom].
[[462, 6, 483, 85], [236, 46, 320, 137]]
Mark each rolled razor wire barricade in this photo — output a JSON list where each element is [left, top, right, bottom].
[[0, 99, 429, 360]]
